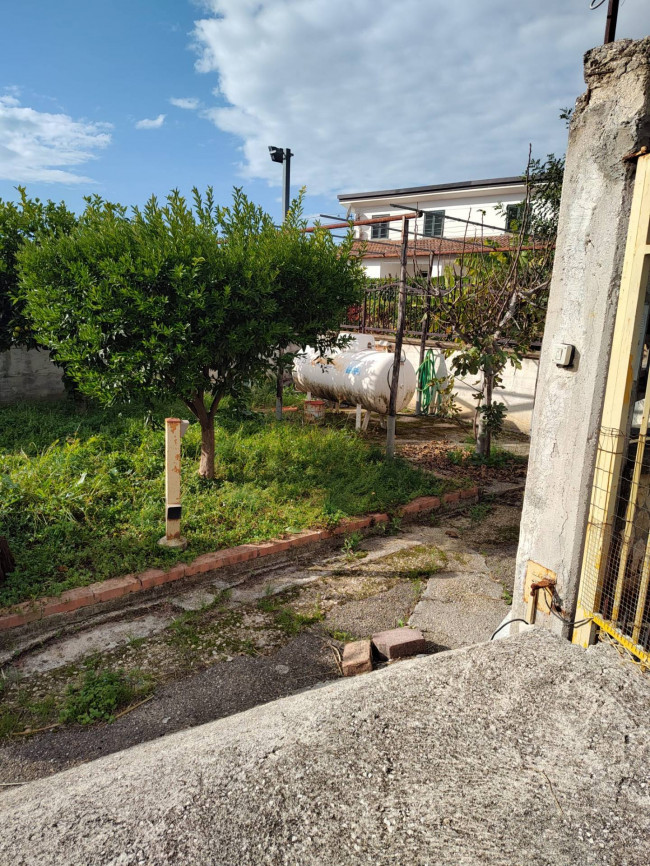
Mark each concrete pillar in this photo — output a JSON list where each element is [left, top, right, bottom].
[[513, 38, 650, 636]]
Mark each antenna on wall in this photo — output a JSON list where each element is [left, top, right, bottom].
[[590, 0, 619, 43]]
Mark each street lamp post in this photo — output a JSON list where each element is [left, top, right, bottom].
[[268, 146, 293, 420], [268, 146, 292, 220]]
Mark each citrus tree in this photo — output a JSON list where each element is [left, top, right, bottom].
[[0, 187, 76, 351], [18, 187, 363, 477]]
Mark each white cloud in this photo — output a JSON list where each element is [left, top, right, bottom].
[[192, 0, 648, 197], [0, 93, 111, 184], [169, 97, 200, 110], [135, 113, 166, 129]]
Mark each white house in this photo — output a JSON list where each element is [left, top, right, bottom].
[[338, 175, 527, 279], [337, 175, 537, 433]]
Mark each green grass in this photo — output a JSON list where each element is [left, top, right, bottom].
[[59, 667, 151, 725], [0, 399, 447, 606], [257, 591, 324, 636], [469, 502, 493, 523]]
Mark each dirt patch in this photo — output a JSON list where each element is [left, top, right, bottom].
[[0, 632, 337, 785], [399, 440, 527, 484]]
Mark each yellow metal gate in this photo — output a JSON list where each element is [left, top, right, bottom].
[[574, 154, 650, 665]]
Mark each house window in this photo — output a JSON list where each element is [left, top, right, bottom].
[[370, 215, 390, 239], [505, 203, 524, 231], [423, 210, 445, 238]]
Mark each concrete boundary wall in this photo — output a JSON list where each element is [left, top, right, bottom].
[[0, 347, 65, 404], [380, 339, 538, 434]]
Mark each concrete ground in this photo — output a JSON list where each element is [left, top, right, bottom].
[[2, 629, 648, 866], [0, 501, 519, 786]]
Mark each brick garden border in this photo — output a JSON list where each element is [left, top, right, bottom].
[[0, 487, 478, 631]]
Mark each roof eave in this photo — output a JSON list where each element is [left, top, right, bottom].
[[338, 176, 525, 203]]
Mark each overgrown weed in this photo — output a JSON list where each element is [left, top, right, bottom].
[[0, 400, 446, 605]]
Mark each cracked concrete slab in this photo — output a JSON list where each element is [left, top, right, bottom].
[[13, 613, 173, 675], [409, 569, 509, 649], [170, 589, 218, 611]]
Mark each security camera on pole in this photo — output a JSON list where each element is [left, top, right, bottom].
[[268, 145, 293, 420]]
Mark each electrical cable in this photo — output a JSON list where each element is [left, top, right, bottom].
[[491, 618, 530, 640], [542, 586, 592, 629], [589, 0, 607, 9]]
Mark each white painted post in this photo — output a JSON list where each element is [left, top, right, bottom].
[[158, 417, 189, 550], [355, 403, 362, 430]]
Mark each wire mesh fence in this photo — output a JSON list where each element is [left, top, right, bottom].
[[580, 427, 650, 662]]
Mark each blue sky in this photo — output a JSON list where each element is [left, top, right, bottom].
[[1, 1, 647, 225]]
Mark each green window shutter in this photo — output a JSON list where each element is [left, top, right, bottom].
[[505, 203, 523, 231], [423, 210, 445, 237], [371, 215, 389, 240]]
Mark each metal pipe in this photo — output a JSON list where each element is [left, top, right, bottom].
[[387, 216, 409, 458], [605, 0, 619, 43], [282, 149, 292, 219]]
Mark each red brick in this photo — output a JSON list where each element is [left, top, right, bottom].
[[443, 491, 461, 504], [332, 517, 371, 536], [372, 626, 426, 660], [186, 553, 221, 576], [269, 538, 294, 552], [213, 547, 250, 567], [90, 575, 140, 603], [252, 541, 280, 558], [400, 500, 422, 515], [344, 517, 372, 532], [369, 512, 389, 525], [0, 600, 42, 629], [287, 530, 322, 548], [139, 568, 171, 590], [0, 612, 30, 629], [460, 486, 479, 500], [166, 563, 187, 581], [42, 587, 94, 617], [234, 544, 260, 560], [342, 640, 373, 676], [418, 496, 441, 511]]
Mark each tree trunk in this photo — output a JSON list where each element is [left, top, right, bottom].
[[476, 365, 493, 459], [0, 536, 15, 584], [199, 418, 216, 479], [275, 362, 283, 421]]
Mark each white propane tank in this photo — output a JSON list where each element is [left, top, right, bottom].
[[292, 334, 417, 415]]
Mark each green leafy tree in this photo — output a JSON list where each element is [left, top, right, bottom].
[[417, 151, 561, 457], [0, 187, 76, 351], [268, 193, 365, 415], [18, 187, 363, 477]]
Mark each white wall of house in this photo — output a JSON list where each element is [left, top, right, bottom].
[[342, 179, 527, 245], [389, 342, 538, 434]]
